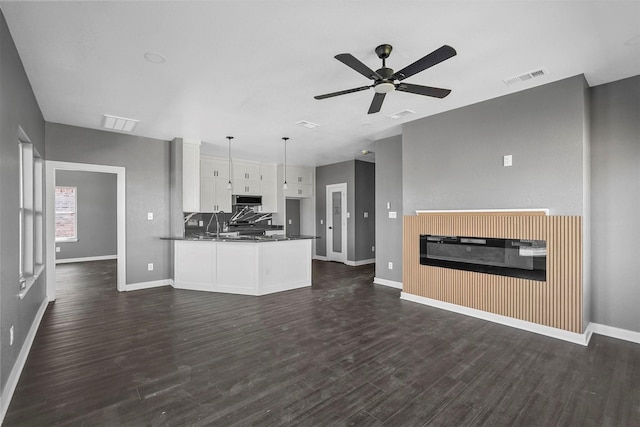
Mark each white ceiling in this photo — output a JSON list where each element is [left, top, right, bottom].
[[1, 1, 639, 166]]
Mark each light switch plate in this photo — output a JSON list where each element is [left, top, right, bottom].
[[347, 212, 350, 218], [147, 263, 154, 271], [503, 154, 513, 167], [320, 219, 323, 225], [364, 212, 368, 218], [389, 211, 397, 219], [388, 262, 393, 270], [147, 212, 154, 220], [56, 247, 61, 253], [387, 202, 390, 209]]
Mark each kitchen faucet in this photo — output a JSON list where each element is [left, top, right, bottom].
[[205, 211, 226, 238]]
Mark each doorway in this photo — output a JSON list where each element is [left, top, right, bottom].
[[326, 183, 347, 263], [45, 161, 126, 301]]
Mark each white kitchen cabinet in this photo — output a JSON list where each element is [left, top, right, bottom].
[[200, 155, 232, 212], [259, 164, 277, 212], [183, 139, 201, 212], [232, 161, 261, 195], [283, 165, 314, 199]]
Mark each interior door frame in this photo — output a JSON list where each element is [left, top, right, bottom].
[[326, 183, 347, 263], [45, 161, 126, 300]]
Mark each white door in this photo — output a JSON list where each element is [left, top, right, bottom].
[[326, 183, 347, 263]]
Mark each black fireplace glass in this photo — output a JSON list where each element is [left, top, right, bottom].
[[420, 235, 546, 281]]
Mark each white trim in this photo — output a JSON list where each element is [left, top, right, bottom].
[[46, 161, 126, 300], [415, 208, 550, 215], [373, 277, 403, 289], [55, 255, 117, 264], [123, 279, 173, 292], [400, 292, 592, 346], [589, 322, 640, 344], [0, 299, 48, 424], [345, 258, 375, 266], [313, 255, 328, 261]]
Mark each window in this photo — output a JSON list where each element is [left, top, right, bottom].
[[55, 186, 77, 242], [19, 134, 44, 297]]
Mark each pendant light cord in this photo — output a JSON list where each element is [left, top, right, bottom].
[[282, 137, 289, 188], [226, 136, 233, 188]]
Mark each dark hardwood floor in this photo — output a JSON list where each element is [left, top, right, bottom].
[[4, 260, 639, 426]]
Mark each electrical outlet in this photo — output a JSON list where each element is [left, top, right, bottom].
[[364, 212, 368, 218], [199, 220, 204, 227], [389, 211, 397, 219], [387, 202, 390, 209], [372, 246, 375, 252], [10, 326, 14, 346], [388, 262, 393, 270], [147, 212, 154, 220], [347, 212, 350, 218], [503, 154, 513, 167], [288, 219, 292, 225], [147, 263, 154, 271], [56, 247, 61, 253]]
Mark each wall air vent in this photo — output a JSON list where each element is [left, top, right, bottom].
[[504, 68, 548, 86], [387, 109, 415, 120], [102, 114, 139, 132], [295, 120, 320, 129]]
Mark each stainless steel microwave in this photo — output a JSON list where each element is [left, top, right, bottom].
[[232, 195, 262, 206]]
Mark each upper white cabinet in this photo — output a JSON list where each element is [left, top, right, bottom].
[[232, 161, 261, 195], [200, 155, 232, 212], [182, 139, 201, 212], [259, 164, 277, 212], [284, 165, 314, 199]]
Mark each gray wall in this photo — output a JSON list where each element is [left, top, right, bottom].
[[590, 76, 640, 332], [403, 75, 588, 216], [55, 170, 117, 261], [45, 123, 172, 285], [285, 198, 301, 236], [374, 135, 403, 282], [315, 160, 355, 259], [354, 161, 375, 261], [315, 160, 375, 263], [0, 9, 46, 393]]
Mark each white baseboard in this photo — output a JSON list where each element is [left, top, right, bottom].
[[345, 258, 375, 266], [56, 254, 117, 264], [0, 298, 48, 424], [373, 277, 403, 289], [400, 292, 592, 346], [123, 279, 172, 292], [589, 322, 640, 344], [313, 255, 328, 261]]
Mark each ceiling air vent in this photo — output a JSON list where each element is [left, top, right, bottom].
[[504, 68, 548, 86], [102, 114, 139, 132], [295, 120, 320, 129], [387, 109, 415, 120]]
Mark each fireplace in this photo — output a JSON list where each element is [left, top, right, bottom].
[[420, 234, 546, 281]]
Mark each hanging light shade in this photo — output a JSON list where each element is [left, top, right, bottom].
[[282, 137, 289, 190], [226, 136, 233, 190]]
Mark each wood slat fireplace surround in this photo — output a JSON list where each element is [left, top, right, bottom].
[[403, 211, 583, 334]]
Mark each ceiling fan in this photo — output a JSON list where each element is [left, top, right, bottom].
[[314, 44, 456, 114]]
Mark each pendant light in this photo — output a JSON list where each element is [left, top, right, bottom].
[[282, 137, 289, 190], [226, 136, 233, 190]]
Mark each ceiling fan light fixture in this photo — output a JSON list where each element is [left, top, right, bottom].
[[374, 82, 395, 94]]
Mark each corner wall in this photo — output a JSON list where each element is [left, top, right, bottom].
[[45, 123, 172, 285], [590, 75, 640, 333], [374, 135, 402, 283], [0, 7, 46, 400]]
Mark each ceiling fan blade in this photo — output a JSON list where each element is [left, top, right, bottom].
[[335, 54, 383, 81], [391, 45, 457, 81], [395, 83, 451, 98], [314, 85, 371, 100], [368, 93, 386, 114]]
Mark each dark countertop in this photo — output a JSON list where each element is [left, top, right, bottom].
[[161, 235, 319, 243]]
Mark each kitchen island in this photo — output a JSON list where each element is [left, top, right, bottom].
[[163, 235, 314, 296]]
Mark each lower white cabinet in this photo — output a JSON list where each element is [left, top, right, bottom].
[[173, 239, 312, 296]]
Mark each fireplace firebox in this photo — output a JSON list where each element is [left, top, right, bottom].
[[420, 235, 546, 281]]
